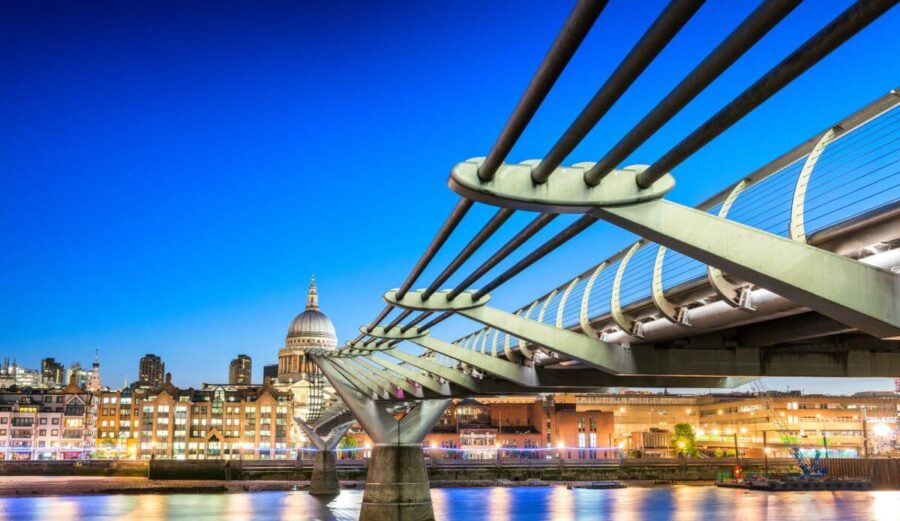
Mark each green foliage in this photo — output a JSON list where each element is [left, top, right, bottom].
[[337, 435, 358, 450], [671, 423, 699, 457]]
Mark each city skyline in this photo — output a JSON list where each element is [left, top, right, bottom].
[[2, 1, 900, 392]]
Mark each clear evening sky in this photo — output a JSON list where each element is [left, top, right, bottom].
[[1, 1, 898, 393]]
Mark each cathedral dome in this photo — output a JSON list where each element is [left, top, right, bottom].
[[285, 275, 337, 349]]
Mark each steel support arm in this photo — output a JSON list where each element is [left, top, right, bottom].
[[385, 348, 747, 392], [365, 355, 452, 396], [311, 355, 451, 445], [593, 199, 900, 339], [350, 357, 424, 398], [299, 422, 352, 452]]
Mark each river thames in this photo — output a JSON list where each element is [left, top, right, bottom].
[[0, 486, 896, 520]]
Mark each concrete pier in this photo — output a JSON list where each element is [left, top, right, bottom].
[[298, 421, 352, 496], [311, 354, 451, 521], [308, 449, 341, 496], [360, 445, 434, 521]]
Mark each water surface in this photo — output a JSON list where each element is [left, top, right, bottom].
[[0, 486, 896, 520]]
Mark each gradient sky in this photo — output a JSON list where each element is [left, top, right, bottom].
[[1, 1, 898, 393]]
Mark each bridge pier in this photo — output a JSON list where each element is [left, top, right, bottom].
[[298, 422, 352, 496], [312, 354, 451, 521]]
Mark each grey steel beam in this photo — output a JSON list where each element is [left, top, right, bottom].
[[299, 422, 352, 452], [621, 337, 900, 378], [531, 0, 704, 183], [331, 358, 387, 399], [365, 354, 452, 396], [384, 290, 632, 374], [312, 354, 452, 445], [585, 0, 801, 184], [593, 197, 900, 339], [636, 0, 898, 188], [371, 328, 749, 387], [479, 0, 608, 182], [394, 345, 750, 389], [346, 358, 422, 399]]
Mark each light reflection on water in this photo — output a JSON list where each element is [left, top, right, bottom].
[[0, 487, 896, 521]]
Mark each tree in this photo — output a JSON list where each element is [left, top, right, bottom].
[[337, 435, 358, 459], [671, 423, 699, 457]]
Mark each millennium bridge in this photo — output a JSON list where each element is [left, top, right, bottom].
[[296, 1, 900, 519]]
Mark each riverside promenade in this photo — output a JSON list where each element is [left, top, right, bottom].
[[0, 457, 897, 496]]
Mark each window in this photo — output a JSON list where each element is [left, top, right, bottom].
[[39, 418, 47, 425]]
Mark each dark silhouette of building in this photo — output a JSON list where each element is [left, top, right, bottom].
[[229, 354, 252, 385], [40, 357, 65, 387], [139, 354, 165, 388], [263, 364, 278, 384]]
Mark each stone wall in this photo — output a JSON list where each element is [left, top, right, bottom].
[[0, 460, 147, 477]]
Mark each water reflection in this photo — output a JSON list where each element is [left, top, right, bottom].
[[0, 487, 894, 520]]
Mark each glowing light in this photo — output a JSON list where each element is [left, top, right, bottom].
[[430, 441, 438, 449], [739, 427, 747, 434], [619, 407, 626, 413], [696, 429, 705, 437], [677, 441, 685, 449], [685, 409, 692, 415], [712, 429, 720, 435], [763, 447, 771, 455], [873, 424, 892, 437], [617, 441, 625, 449], [494, 442, 502, 449], [717, 409, 723, 415], [556, 441, 565, 449]]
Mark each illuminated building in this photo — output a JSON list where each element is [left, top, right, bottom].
[[228, 354, 252, 385], [95, 375, 292, 460], [138, 354, 165, 388], [276, 275, 336, 427], [40, 358, 65, 388], [0, 375, 96, 460]]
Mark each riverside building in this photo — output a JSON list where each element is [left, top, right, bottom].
[[95, 375, 292, 460], [0, 376, 96, 460], [574, 391, 899, 457]]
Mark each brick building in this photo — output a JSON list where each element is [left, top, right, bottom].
[[95, 375, 293, 460]]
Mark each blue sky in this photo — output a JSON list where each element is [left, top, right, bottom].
[[1, 1, 898, 393]]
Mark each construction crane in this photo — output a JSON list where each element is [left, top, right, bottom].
[[749, 379, 828, 480]]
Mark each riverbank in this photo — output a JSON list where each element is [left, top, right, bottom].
[[0, 476, 726, 498], [0, 476, 304, 497]]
